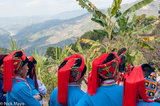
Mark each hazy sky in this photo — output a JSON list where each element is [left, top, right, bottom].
[[0, 0, 138, 17]]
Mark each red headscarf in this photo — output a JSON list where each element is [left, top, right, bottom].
[[123, 65, 154, 106], [58, 54, 85, 105], [87, 52, 120, 96], [3, 50, 28, 92]]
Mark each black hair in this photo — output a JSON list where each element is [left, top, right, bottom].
[[117, 48, 127, 56], [148, 62, 154, 66], [141, 64, 155, 77], [14, 51, 28, 67], [58, 58, 86, 78]]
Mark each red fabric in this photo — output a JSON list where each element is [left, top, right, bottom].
[[117, 72, 125, 85], [3, 50, 27, 92], [58, 58, 76, 105], [63, 54, 85, 74], [30, 56, 33, 62], [88, 52, 120, 96], [123, 65, 154, 106], [127, 64, 134, 72], [3, 51, 16, 92]]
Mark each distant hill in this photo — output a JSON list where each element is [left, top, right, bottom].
[[1, 0, 159, 55], [0, 9, 87, 35], [0, 28, 10, 48]]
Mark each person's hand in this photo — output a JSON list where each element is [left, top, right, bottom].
[[3, 94, 6, 96], [34, 94, 41, 101]]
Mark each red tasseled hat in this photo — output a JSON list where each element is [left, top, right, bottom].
[[58, 54, 85, 105], [87, 52, 120, 96], [28, 56, 38, 89], [3, 50, 28, 92], [123, 65, 154, 106]]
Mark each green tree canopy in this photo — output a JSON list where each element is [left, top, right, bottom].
[[45, 46, 62, 59]]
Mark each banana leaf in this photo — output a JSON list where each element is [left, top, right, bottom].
[[123, 0, 153, 16]]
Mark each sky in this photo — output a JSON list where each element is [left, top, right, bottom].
[[0, 0, 138, 17]]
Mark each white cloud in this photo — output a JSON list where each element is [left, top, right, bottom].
[[0, 0, 140, 17], [25, 0, 41, 7], [0, 2, 5, 6]]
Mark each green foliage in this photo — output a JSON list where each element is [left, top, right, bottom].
[[0, 48, 10, 54], [141, 15, 158, 26], [32, 51, 58, 94], [10, 36, 18, 52], [76, 0, 122, 51], [110, 0, 122, 17], [138, 41, 154, 50], [80, 30, 105, 50], [126, 50, 138, 64], [69, 42, 79, 52], [123, 0, 153, 16], [80, 31, 105, 41], [33, 46, 71, 93], [45, 46, 62, 60]]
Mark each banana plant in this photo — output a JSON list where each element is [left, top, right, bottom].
[[76, 0, 122, 52], [67, 38, 104, 76]]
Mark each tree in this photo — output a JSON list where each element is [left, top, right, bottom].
[[76, 0, 154, 52], [45, 46, 62, 60]]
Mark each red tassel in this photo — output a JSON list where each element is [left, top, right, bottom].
[[58, 58, 76, 105], [123, 66, 153, 106], [3, 51, 16, 92], [87, 53, 108, 96]]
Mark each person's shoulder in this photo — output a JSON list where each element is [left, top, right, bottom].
[[26, 78, 35, 83], [51, 87, 58, 95], [12, 81, 31, 92]]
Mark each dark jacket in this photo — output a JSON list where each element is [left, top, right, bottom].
[[119, 55, 126, 72]]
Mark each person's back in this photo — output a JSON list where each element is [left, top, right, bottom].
[[7, 78, 40, 106], [77, 82, 123, 106], [49, 54, 87, 106], [123, 64, 160, 106], [77, 52, 123, 106], [50, 85, 85, 106]]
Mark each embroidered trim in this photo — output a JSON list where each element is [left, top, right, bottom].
[[101, 80, 116, 86], [14, 76, 32, 93], [68, 82, 78, 86]]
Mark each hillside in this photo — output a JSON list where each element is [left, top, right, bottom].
[[0, 28, 10, 48], [2, 0, 159, 55]]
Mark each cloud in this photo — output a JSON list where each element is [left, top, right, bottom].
[[0, 2, 5, 6], [25, 0, 41, 7]]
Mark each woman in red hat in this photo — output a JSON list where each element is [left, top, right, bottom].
[[3, 50, 40, 106], [123, 64, 160, 106], [27, 56, 47, 105], [49, 54, 86, 106], [76, 52, 123, 106]]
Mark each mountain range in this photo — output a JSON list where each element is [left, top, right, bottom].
[[0, 0, 159, 55]]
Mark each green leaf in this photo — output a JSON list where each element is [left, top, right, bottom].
[[137, 25, 154, 34], [91, 18, 106, 27], [111, 0, 122, 17], [76, 42, 84, 54], [123, 0, 153, 16], [138, 41, 154, 50]]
